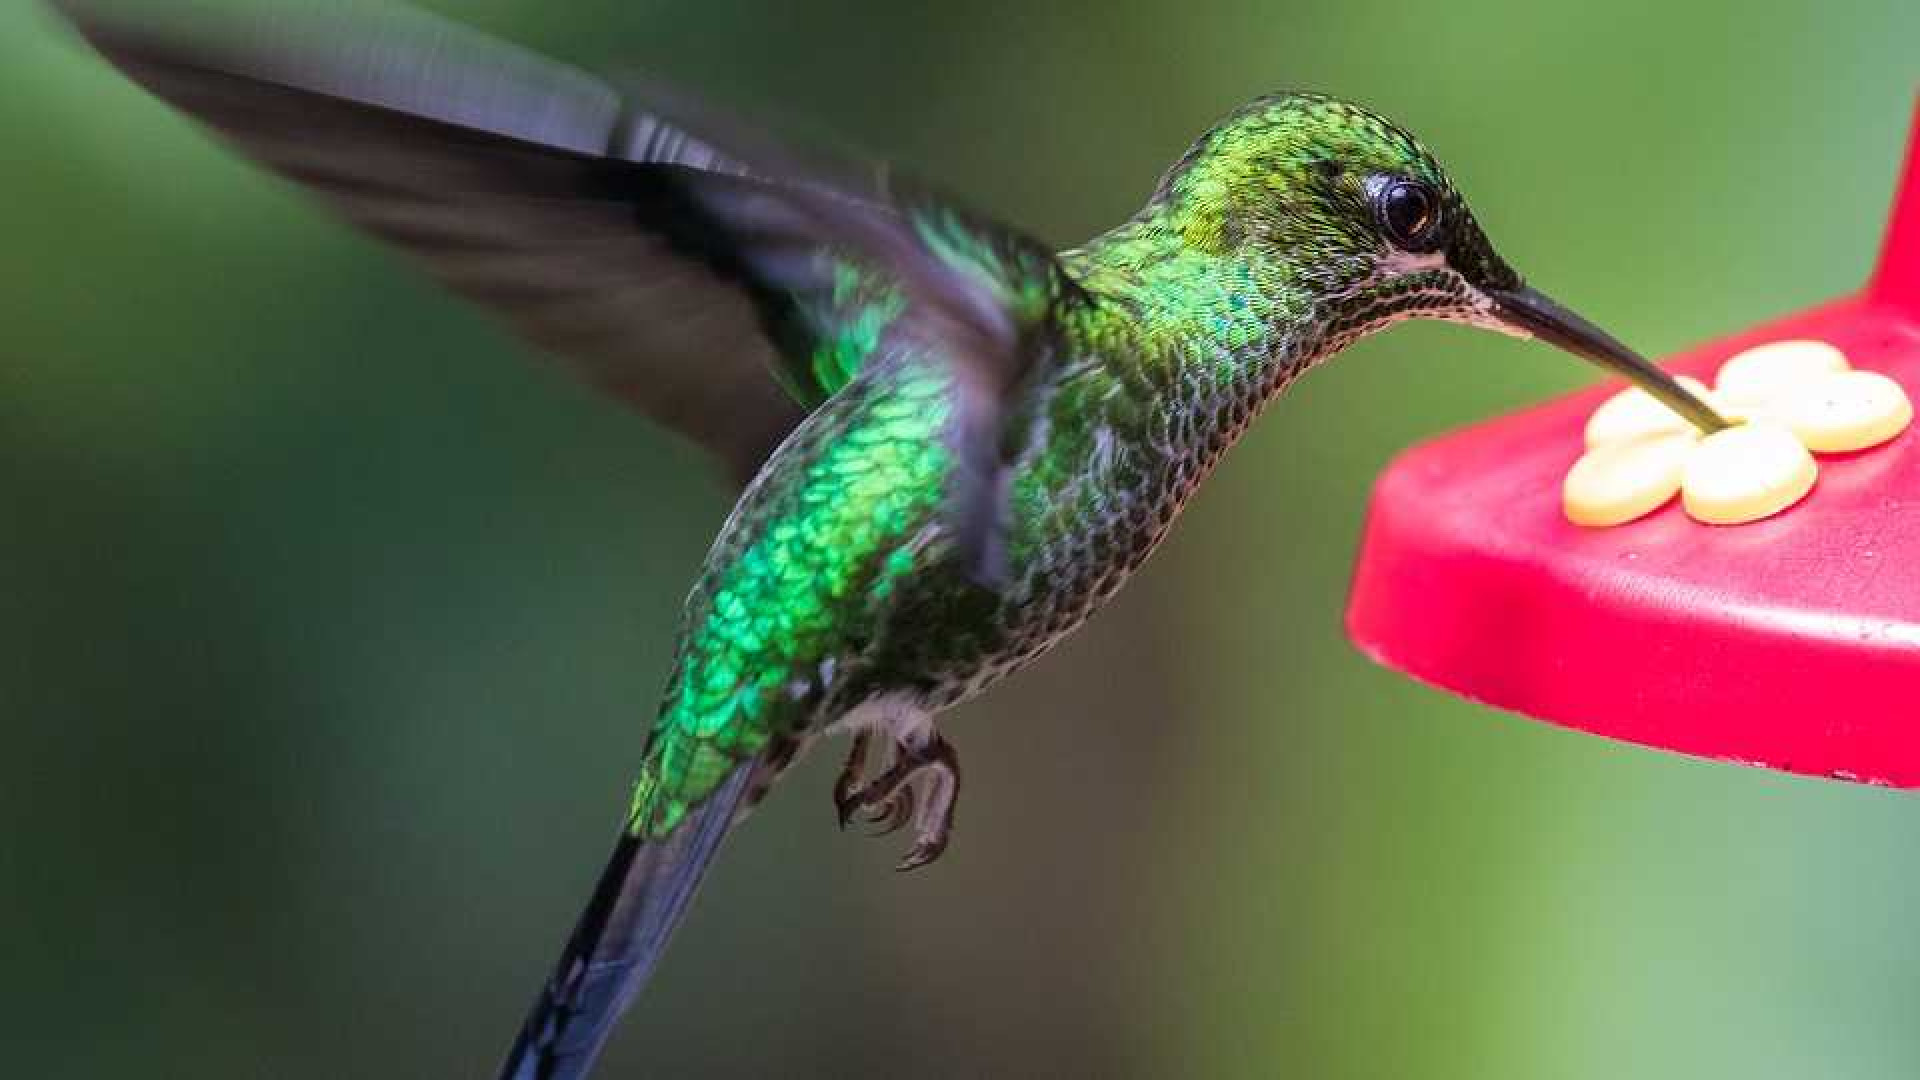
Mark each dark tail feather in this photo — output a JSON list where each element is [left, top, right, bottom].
[[497, 762, 755, 1080]]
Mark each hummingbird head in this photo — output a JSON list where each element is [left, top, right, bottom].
[[1150, 94, 1724, 431]]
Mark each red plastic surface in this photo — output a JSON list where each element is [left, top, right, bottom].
[[1346, 99, 1920, 787]]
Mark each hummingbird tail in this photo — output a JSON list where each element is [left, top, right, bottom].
[[496, 761, 756, 1080]]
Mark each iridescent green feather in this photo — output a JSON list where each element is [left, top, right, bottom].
[[629, 348, 955, 837]]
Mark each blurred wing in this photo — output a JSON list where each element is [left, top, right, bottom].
[[52, 0, 1076, 490]]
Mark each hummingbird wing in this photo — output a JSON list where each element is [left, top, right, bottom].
[[51, 0, 1079, 492], [60, 5, 1088, 1074]]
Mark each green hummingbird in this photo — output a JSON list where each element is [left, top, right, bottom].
[[55, 1, 1728, 1076]]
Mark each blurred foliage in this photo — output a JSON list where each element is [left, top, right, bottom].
[[6, 1, 1920, 1076]]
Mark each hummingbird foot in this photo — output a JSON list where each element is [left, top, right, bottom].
[[831, 731, 961, 871], [832, 733, 872, 830], [833, 734, 913, 835]]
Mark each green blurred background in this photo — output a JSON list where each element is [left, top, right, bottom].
[[7, 1, 1920, 1076]]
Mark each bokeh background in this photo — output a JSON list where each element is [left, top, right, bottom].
[[7, 1, 1920, 1076]]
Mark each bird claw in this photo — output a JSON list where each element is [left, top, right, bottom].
[[894, 835, 948, 873], [832, 733, 870, 830], [828, 730, 961, 869], [863, 792, 914, 836]]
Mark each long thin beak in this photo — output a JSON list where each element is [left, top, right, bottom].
[[1487, 285, 1728, 434]]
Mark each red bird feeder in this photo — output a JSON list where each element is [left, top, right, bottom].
[[1347, 99, 1920, 787]]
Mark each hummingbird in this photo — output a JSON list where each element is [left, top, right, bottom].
[[54, 1, 1728, 1077]]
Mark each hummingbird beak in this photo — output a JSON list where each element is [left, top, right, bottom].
[[1484, 285, 1729, 434]]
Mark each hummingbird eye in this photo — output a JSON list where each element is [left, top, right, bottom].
[[1371, 177, 1441, 251]]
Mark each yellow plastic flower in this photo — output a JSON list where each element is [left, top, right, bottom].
[[1564, 339, 1911, 527]]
